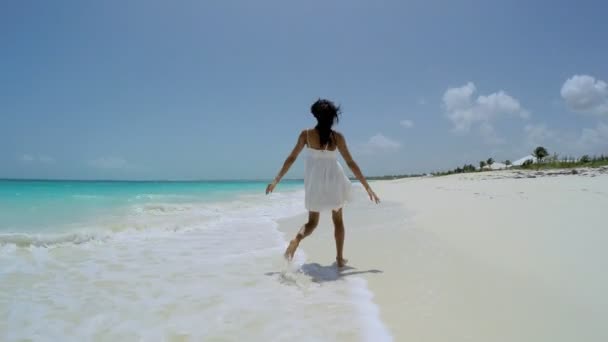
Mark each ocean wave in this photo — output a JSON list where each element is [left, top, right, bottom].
[[0, 232, 109, 248], [131, 194, 198, 201], [1, 190, 307, 248], [133, 203, 198, 214]]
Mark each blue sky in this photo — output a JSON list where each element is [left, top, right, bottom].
[[1, 0, 607, 180]]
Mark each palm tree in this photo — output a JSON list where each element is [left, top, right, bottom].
[[505, 160, 512, 166], [479, 160, 486, 170], [486, 158, 494, 167], [463, 164, 476, 172], [533, 146, 549, 163]]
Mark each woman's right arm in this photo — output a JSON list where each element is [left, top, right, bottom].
[[335, 132, 380, 203], [266, 130, 307, 195]]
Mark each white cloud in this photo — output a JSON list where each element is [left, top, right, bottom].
[[20, 154, 34, 162], [442, 82, 529, 144], [400, 119, 414, 128], [479, 122, 505, 145], [418, 97, 427, 105], [577, 122, 608, 149], [561, 75, 608, 116], [39, 156, 54, 163], [19, 154, 54, 163], [524, 123, 558, 147], [519, 122, 608, 155], [88, 157, 130, 170], [360, 133, 401, 153]]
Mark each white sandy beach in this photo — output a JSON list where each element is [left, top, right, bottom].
[[279, 168, 608, 341]]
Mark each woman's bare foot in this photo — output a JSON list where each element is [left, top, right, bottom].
[[336, 257, 348, 268], [284, 239, 299, 261]]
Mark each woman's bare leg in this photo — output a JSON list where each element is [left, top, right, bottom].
[[284, 211, 319, 260], [332, 208, 346, 267]]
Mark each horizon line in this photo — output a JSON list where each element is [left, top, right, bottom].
[[0, 177, 305, 183]]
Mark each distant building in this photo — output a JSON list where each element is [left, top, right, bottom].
[[480, 162, 509, 170], [490, 162, 508, 170], [512, 155, 537, 166]]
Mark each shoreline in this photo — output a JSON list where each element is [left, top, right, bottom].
[[278, 169, 608, 341], [2, 184, 371, 341]]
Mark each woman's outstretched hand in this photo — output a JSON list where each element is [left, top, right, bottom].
[[366, 187, 380, 204], [265, 181, 277, 195]]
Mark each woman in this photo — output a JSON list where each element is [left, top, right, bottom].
[[265, 99, 380, 267]]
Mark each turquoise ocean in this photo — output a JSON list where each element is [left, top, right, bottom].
[[0, 180, 390, 341]]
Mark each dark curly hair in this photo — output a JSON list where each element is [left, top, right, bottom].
[[310, 99, 341, 148]]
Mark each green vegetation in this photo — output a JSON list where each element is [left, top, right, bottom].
[[520, 155, 608, 170], [368, 146, 608, 180]]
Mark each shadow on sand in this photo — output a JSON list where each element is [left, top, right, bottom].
[[266, 262, 383, 283]]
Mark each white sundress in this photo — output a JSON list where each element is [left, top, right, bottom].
[[304, 130, 353, 212]]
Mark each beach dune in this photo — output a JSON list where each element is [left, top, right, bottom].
[[280, 169, 608, 341]]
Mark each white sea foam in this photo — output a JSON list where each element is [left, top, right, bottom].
[[0, 188, 392, 341], [0, 232, 110, 248]]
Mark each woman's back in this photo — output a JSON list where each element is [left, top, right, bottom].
[[304, 128, 337, 151]]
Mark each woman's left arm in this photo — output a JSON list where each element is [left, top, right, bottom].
[[266, 130, 307, 194]]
